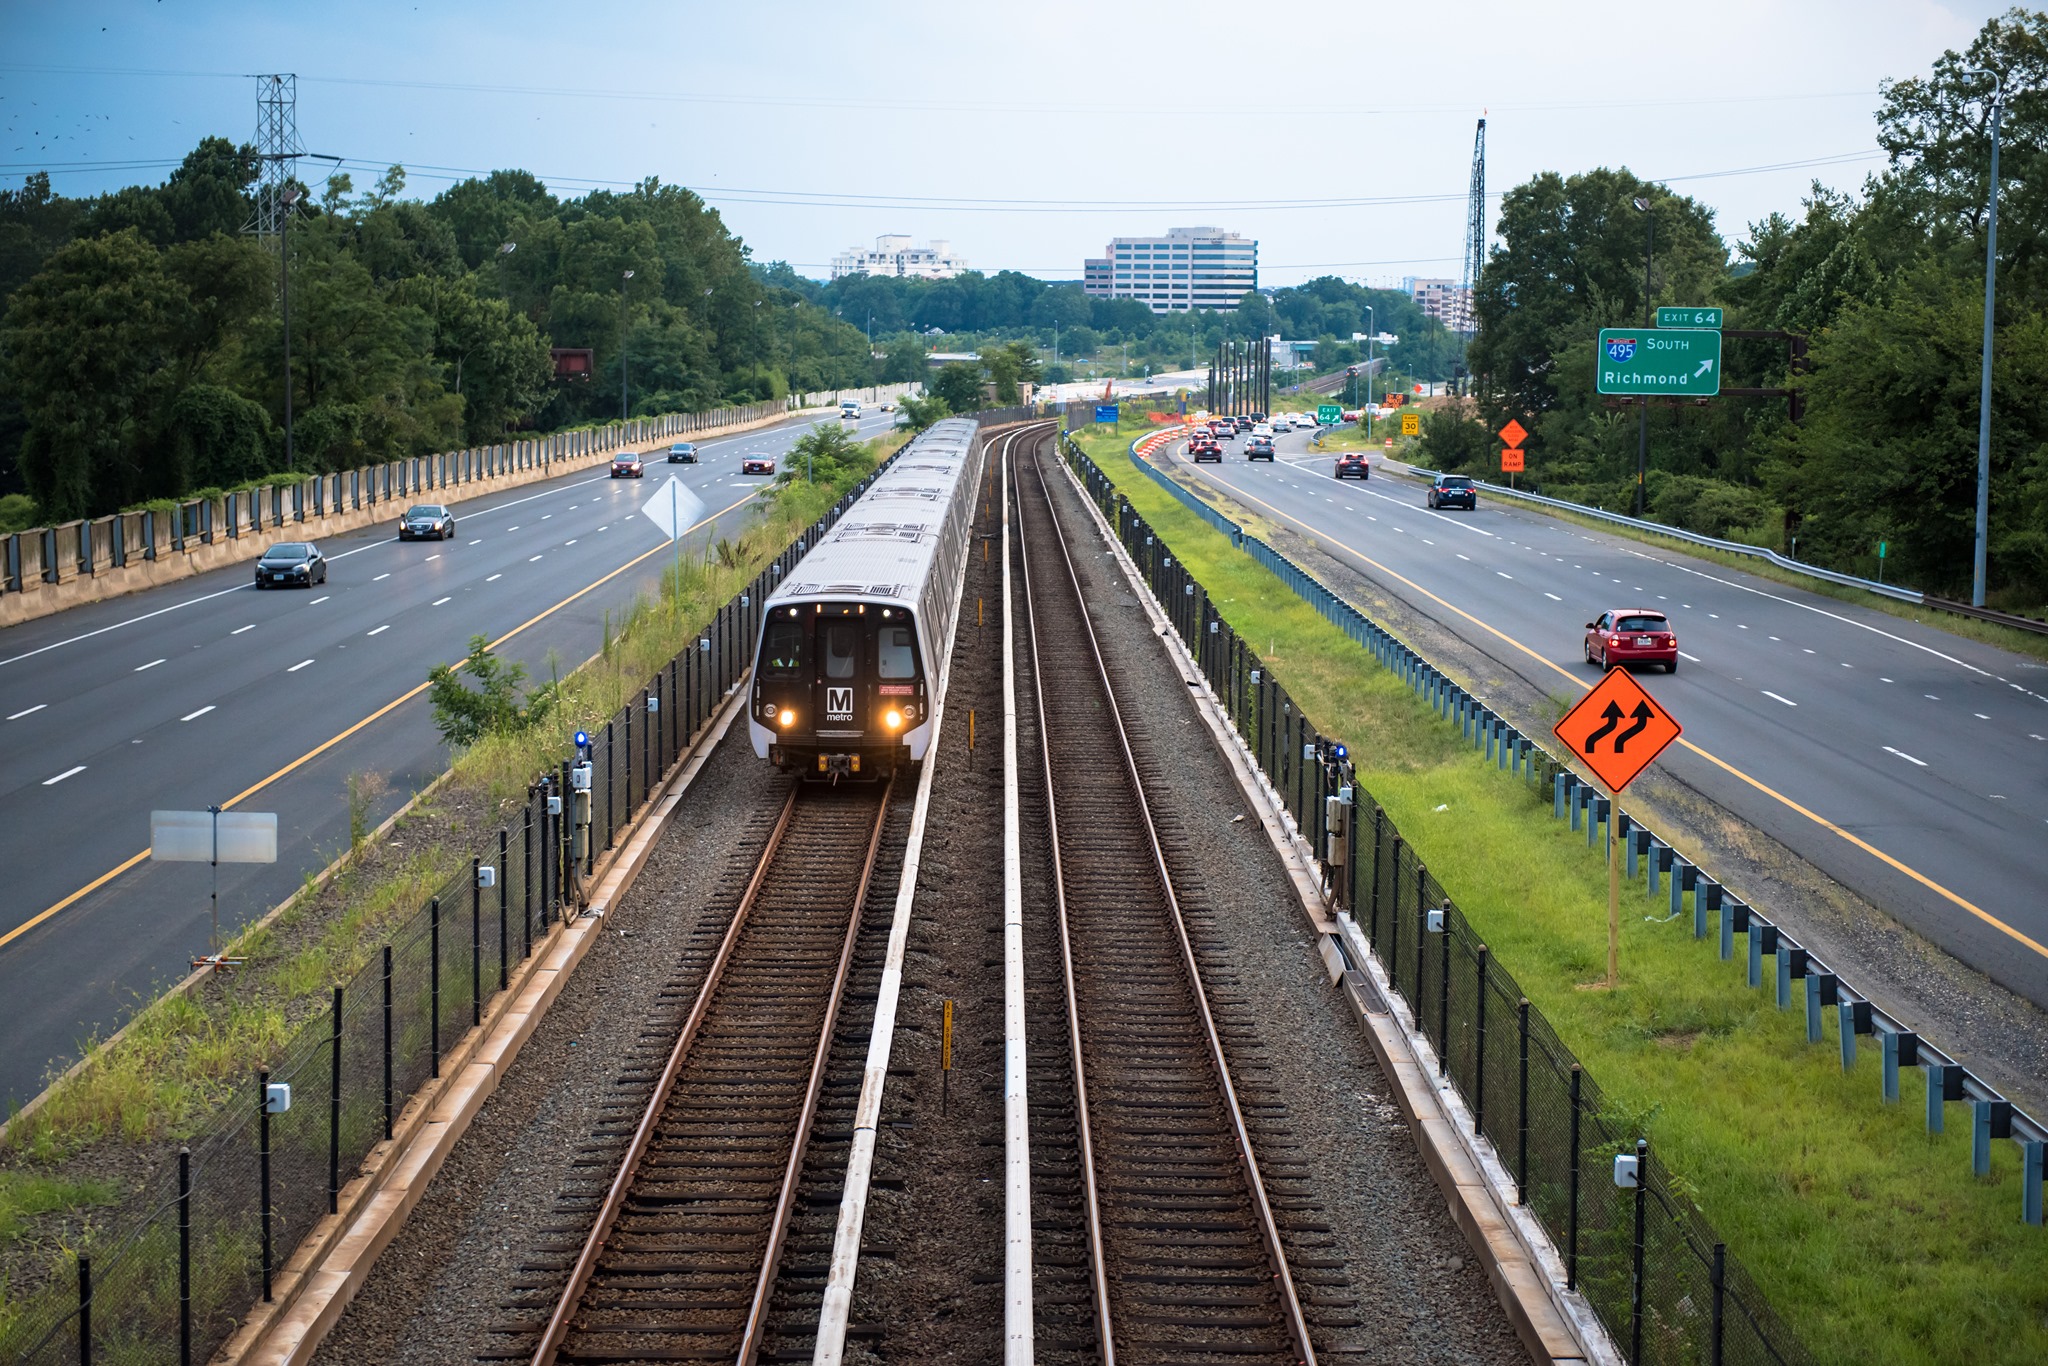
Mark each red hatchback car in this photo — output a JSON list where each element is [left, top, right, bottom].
[[1189, 436, 1223, 463], [1585, 609, 1678, 673]]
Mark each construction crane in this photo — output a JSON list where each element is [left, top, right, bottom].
[[1461, 117, 1486, 341]]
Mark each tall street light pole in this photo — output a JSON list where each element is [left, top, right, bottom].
[[619, 269, 634, 421], [1632, 195, 1655, 516], [1962, 66, 2005, 607]]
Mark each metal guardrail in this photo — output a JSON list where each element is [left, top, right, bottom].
[[1106, 429, 2048, 1210]]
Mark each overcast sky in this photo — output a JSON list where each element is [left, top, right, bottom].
[[0, 0, 2017, 288]]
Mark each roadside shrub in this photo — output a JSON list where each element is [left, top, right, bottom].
[[427, 635, 559, 747]]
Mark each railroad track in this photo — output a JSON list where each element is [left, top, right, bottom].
[[1014, 437, 1321, 1366], [496, 777, 896, 1366]]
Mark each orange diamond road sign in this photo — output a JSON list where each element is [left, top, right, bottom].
[[1501, 448, 1526, 472], [1497, 418, 1528, 447], [1553, 668, 1681, 793]]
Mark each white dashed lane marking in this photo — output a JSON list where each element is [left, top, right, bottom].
[[181, 705, 214, 721], [232, 624, 255, 635], [367, 625, 390, 637], [1762, 690, 1798, 707], [43, 766, 85, 786], [9, 704, 48, 720], [287, 659, 314, 673], [134, 659, 165, 672], [433, 596, 452, 606], [1884, 746, 1928, 767]]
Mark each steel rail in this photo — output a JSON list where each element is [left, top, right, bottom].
[[529, 775, 894, 1365], [1019, 437, 1320, 1366], [1016, 435, 1118, 1366]]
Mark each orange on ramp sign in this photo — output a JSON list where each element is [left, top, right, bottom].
[[1553, 668, 1680, 793]]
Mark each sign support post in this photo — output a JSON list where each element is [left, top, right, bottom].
[[1553, 668, 1683, 989]]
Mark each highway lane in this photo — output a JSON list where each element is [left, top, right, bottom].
[[1156, 423, 2048, 1006], [0, 407, 899, 1104]]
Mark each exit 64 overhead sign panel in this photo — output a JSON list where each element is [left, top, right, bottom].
[[1595, 328, 1722, 397]]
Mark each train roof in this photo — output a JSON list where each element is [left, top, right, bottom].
[[768, 418, 980, 606]]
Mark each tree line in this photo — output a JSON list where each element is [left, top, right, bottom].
[[1426, 8, 2048, 608], [0, 148, 879, 523]]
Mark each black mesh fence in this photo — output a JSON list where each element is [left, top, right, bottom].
[[0, 433, 941, 1365], [1059, 433, 1810, 1366]]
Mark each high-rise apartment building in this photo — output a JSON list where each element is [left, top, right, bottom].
[[1082, 227, 1257, 312], [1403, 276, 1474, 333], [831, 235, 969, 281]]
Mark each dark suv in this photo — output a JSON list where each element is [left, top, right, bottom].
[[1427, 474, 1477, 510], [1335, 454, 1371, 480], [1245, 436, 1276, 462]]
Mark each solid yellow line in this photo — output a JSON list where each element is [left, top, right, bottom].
[[1, 490, 763, 955], [1168, 451, 2048, 965]]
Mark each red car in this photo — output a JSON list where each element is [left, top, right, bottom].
[[1585, 609, 1678, 673], [1189, 436, 1223, 463], [742, 454, 776, 475], [1334, 453, 1371, 480], [611, 453, 644, 478]]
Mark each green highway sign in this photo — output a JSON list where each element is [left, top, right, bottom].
[[1596, 328, 1722, 397], [1656, 306, 1723, 329], [1317, 404, 1341, 424]]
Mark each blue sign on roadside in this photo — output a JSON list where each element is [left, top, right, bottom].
[[1095, 404, 1119, 424]]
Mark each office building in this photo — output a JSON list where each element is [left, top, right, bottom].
[[1404, 276, 1474, 333], [1082, 227, 1257, 312], [831, 235, 969, 281]]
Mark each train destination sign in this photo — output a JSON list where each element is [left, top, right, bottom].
[[1595, 328, 1722, 397]]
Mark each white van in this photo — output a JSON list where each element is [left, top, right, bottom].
[[840, 399, 863, 419]]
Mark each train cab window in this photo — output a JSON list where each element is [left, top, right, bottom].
[[877, 625, 916, 679], [762, 618, 807, 678], [823, 621, 859, 679]]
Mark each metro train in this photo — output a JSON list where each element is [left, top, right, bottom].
[[749, 417, 989, 777]]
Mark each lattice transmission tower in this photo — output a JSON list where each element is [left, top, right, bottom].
[[249, 74, 303, 245], [1460, 116, 1487, 340]]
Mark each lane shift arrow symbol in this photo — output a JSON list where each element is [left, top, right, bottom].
[[1583, 701, 1623, 753], [1613, 701, 1654, 752]]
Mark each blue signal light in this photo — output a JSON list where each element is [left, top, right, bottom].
[[1331, 743, 1348, 760], [574, 731, 590, 749]]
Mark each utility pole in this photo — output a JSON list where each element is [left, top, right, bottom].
[[1632, 195, 1655, 516], [1962, 67, 2005, 608], [620, 269, 635, 421]]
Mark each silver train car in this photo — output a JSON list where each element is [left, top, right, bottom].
[[749, 418, 989, 777]]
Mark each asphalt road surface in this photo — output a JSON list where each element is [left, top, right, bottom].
[[0, 408, 902, 1106], [1162, 421, 2048, 1009]]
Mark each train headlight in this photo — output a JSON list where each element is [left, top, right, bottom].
[[884, 709, 903, 730], [778, 709, 796, 727]]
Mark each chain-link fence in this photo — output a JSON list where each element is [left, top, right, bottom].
[[1061, 432, 1810, 1366], [0, 423, 971, 1366]]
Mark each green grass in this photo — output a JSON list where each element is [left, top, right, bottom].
[[1072, 425, 2048, 1365]]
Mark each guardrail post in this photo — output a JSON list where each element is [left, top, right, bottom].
[[1882, 1029, 1917, 1103], [1839, 999, 1865, 1068], [1927, 1062, 1950, 1133], [1648, 840, 1668, 896], [1752, 922, 1772, 990], [2024, 1142, 2045, 1225], [1589, 795, 1606, 848], [329, 985, 343, 1214], [1569, 781, 1583, 833], [1806, 973, 1825, 1043], [1717, 889, 1735, 960], [1779, 944, 1806, 1010], [1697, 877, 1719, 940], [1672, 858, 1694, 919], [1974, 1099, 2011, 1176]]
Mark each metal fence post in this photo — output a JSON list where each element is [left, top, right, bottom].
[[1630, 1137, 1648, 1365], [1389, 835, 1403, 983], [329, 985, 343, 1214], [382, 945, 393, 1139], [523, 805, 534, 960], [1710, 1242, 1726, 1366], [1369, 808, 1384, 945], [605, 720, 616, 848], [623, 700, 634, 813], [1567, 1065, 1582, 1290], [260, 1067, 274, 1302], [472, 856, 483, 1027], [77, 1253, 90, 1366], [179, 1146, 192, 1366], [1517, 998, 1530, 1205], [1474, 945, 1490, 1134], [1438, 908, 1451, 1072], [498, 829, 510, 993], [430, 896, 441, 1078]]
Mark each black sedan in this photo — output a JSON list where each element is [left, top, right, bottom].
[[1427, 475, 1477, 510], [255, 542, 327, 589], [667, 443, 698, 463], [397, 504, 455, 540]]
